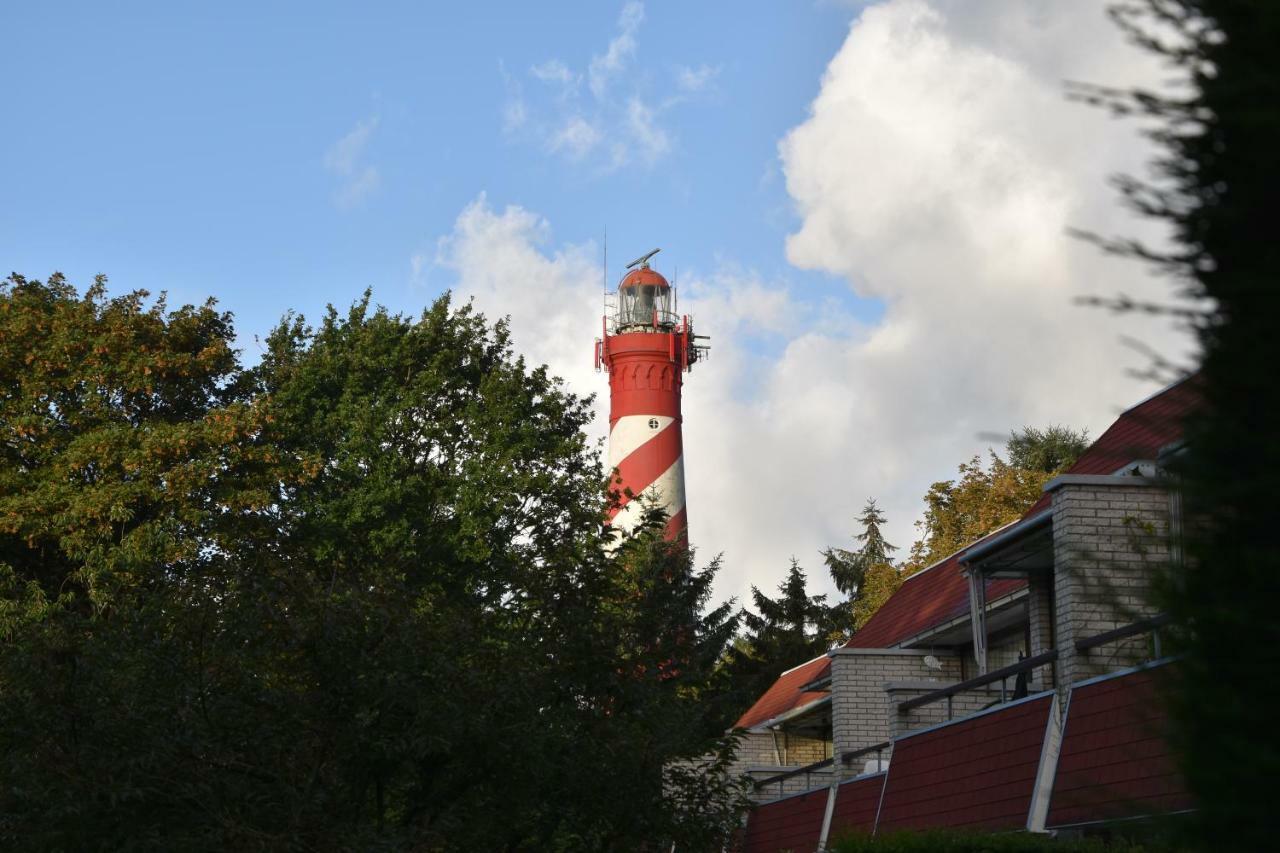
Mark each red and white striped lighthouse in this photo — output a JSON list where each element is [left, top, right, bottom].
[[595, 248, 706, 541]]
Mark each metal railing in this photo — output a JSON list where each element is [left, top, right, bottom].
[[752, 756, 834, 796], [1075, 612, 1172, 657], [897, 649, 1059, 716], [751, 739, 894, 797], [840, 740, 892, 772], [896, 614, 1173, 717]]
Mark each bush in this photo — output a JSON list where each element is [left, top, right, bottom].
[[828, 828, 1188, 853]]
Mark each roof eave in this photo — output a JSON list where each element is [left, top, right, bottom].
[[743, 695, 832, 733]]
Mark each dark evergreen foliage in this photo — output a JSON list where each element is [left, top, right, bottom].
[[1073, 1, 1280, 845], [824, 498, 897, 598], [714, 559, 834, 730]]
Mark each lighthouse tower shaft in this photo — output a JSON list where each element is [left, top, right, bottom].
[[595, 255, 704, 541]]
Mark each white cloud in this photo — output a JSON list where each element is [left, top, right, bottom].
[[676, 64, 720, 94], [447, 1, 1198, 607], [549, 116, 604, 160], [624, 99, 670, 164], [433, 195, 606, 430], [506, 2, 714, 172], [589, 1, 644, 98], [503, 98, 528, 132], [410, 252, 427, 284], [532, 59, 579, 91], [323, 117, 381, 207]]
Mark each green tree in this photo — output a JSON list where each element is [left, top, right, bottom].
[[852, 561, 903, 629], [717, 560, 832, 728], [0, 280, 744, 851], [1006, 425, 1090, 474], [905, 427, 1088, 573], [1074, 1, 1280, 844], [824, 498, 897, 597], [824, 499, 904, 631]]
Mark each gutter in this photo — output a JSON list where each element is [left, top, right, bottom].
[[745, 695, 832, 734], [960, 509, 1052, 566]]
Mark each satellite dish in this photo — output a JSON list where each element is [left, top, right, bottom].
[[625, 248, 661, 269]]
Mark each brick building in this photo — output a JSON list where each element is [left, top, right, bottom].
[[731, 378, 1198, 850]]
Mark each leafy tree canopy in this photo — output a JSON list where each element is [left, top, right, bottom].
[[0, 277, 745, 851], [905, 427, 1088, 573]]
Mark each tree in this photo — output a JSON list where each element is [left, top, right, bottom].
[[852, 561, 903, 630], [1073, 1, 1280, 844], [716, 560, 833, 728], [0, 280, 744, 851], [823, 499, 903, 630], [905, 427, 1088, 573], [1006, 425, 1090, 474], [824, 498, 896, 597]]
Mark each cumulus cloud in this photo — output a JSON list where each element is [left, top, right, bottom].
[[446, 0, 1198, 606], [760, 0, 1196, 588], [323, 117, 381, 208], [433, 194, 606, 423]]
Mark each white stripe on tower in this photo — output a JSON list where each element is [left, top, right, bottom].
[[607, 415, 686, 534], [608, 415, 674, 470], [610, 455, 687, 533]]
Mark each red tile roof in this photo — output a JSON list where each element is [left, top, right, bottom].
[[741, 786, 829, 853], [877, 694, 1053, 832], [734, 654, 831, 730], [1022, 375, 1201, 517], [1048, 665, 1192, 827], [847, 532, 1026, 649]]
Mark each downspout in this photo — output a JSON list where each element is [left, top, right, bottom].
[[967, 571, 989, 674]]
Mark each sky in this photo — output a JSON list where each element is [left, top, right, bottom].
[[2, 1, 1198, 608]]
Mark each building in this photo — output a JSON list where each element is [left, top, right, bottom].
[[731, 377, 1200, 850]]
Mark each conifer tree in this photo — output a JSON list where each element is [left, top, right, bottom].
[[824, 498, 896, 597], [717, 560, 831, 728], [823, 499, 903, 632], [1073, 1, 1280, 842]]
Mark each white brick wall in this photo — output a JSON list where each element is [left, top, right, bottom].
[[829, 649, 961, 775], [1051, 481, 1169, 687]]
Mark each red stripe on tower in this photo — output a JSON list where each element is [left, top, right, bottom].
[[596, 248, 705, 541]]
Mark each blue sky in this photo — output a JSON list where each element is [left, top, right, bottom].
[[2, 1, 870, 345], [2, 1, 1194, 604]]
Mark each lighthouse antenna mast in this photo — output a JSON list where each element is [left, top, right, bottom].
[[625, 247, 661, 269]]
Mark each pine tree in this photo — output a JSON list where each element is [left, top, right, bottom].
[[1073, 1, 1280, 842], [823, 499, 903, 633], [717, 560, 831, 729], [824, 498, 896, 597]]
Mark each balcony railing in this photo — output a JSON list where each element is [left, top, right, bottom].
[[752, 756, 835, 797], [897, 649, 1059, 716], [897, 614, 1172, 717]]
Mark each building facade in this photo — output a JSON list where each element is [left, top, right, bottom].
[[731, 378, 1199, 850]]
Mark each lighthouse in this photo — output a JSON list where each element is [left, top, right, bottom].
[[595, 248, 706, 541]]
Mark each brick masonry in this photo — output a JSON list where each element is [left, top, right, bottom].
[[829, 649, 960, 776], [1050, 482, 1170, 688]]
